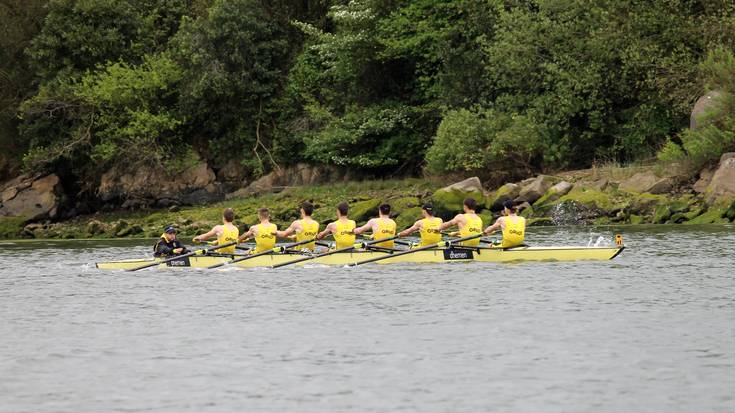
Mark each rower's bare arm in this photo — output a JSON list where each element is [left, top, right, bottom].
[[484, 218, 504, 235], [276, 223, 294, 238], [399, 220, 422, 237], [353, 219, 374, 235], [193, 226, 220, 242], [238, 228, 254, 242], [317, 223, 335, 240], [440, 214, 463, 230]]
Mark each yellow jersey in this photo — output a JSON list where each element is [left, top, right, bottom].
[[296, 219, 319, 251], [253, 222, 277, 252], [459, 213, 483, 247], [373, 218, 396, 248], [419, 217, 443, 246], [217, 224, 239, 254], [501, 216, 526, 248], [333, 219, 356, 249]]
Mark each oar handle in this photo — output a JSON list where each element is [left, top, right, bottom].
[[207, 238, 318, 269], [127, 240, 238, 272], [272, 234, 402, 269], [347, 234, 482, 267]]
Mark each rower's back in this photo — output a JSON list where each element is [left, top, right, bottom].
[[334, 218, 356, 249], [252, 208, 277, 253], [373, 217, 396, 248], [419, 216, 442, 246], [459, 198, 482, 247], [217, 208, 239, 254], [296, 217, 319, 251], [372, 204, 396, 248], [500, 215, 525, 248]]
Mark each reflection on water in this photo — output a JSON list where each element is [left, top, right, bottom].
[[1, 225, 734, 412]]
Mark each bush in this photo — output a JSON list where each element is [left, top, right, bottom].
[[658, 47, 735, 170], [425, 108, 544, 175]]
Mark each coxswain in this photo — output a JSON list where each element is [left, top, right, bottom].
[[192, 208, 239, 254], [483, 200, 526, 248], [316, 202, 356, 249], [154, 225, 188, 257], [239, 208, 277, 253], [398, 203, 443, 246], [276, 201, 320, 251], [439, 197, 483, 246], [353, 203, 396, 248]]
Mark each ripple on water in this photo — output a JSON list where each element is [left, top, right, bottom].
[[0, 225, 734, 412]]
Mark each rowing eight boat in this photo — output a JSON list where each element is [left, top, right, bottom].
[[95, 245, 625, 270]]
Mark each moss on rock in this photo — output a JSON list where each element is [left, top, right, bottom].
[[431, 189, 483, 220], [684, 208, 728, 225], [554, 188, 628, 214], [629, 215, 645, 225], [349, 199, 382, 224], [0, 217, 27, 238], [395, 207, 422, 230]]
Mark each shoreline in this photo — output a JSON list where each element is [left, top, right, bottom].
[[2, 170, 734, 240]]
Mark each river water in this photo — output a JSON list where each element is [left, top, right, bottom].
[[1, 225, 733, 412]]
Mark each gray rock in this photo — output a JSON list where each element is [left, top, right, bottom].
[[489, 183, 521, 210], [440, 177, 484, 193], [691, 91, 722, 130], [706, 153, 735, 203], [515, 175, 555, 204], [692, 168, 714, 194], [619, 171, 674, 194], [0, 174, 65, 221]]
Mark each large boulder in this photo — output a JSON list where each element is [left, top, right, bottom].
[[534, 181, 573, 206], [691, 90, 722, 130], [515, 175, 555, 204], [706, 153, 735, 203], [98, 160, 222, 208], [0, 174, 65, 221], [693, 168, 715, 193], [431, 177, 485, 219], [488, 183, 521, 211], [619, 171, 675, 194]]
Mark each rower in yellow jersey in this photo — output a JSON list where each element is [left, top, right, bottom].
[[353, 203, 396, 248], [398, 203, 443, 247], [239, 208, 277, 253], [316, 202, 356, 249], [276, 201, 320, 251], [192, 208, 240, 254], [439, 198, 483, 247], [483, 200, 526, 248]]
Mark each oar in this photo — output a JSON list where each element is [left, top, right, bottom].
[[127, 241, 239, 272], [347, 234, 482, 267], [271, 235, 402, 269], [206, 238, 317, 269]]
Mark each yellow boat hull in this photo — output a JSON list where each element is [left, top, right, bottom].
[[96, 246, 624, 270]]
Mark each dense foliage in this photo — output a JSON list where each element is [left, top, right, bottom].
[[658, 47, 735, 171], [2, 0, 735, 184]]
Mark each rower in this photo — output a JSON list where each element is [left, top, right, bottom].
[[192, 208, 239, 254], [276, 201, 320, 251], [154, 225, 188, 257], [483, 200, 526, 248], [239, 208, 277, 253], [439, 197, 483, 247], [316, 202, 356, 249], [398, 203, 443, 246], [353, 203, 396, 248]]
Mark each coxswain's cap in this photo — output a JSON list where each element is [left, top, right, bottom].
[[164, 225, 177, 234]]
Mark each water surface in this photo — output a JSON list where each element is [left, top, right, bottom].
[[1, 225, 734, 412]]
